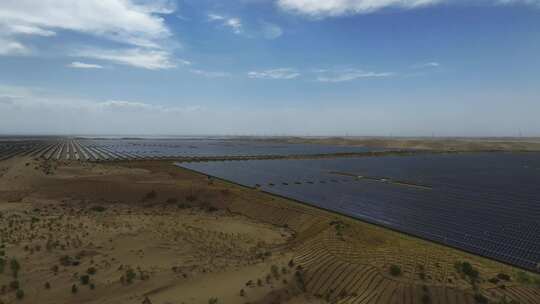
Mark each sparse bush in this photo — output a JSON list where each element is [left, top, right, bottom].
[[10, 258, 20, 278], [45, 282, 51, 289], [126, 269, 136, 284], [240, 289, 245, 297], [208, 298, 218, 304], [87, 267, 97, 275], [16, 289, 24, 300], [389, 265, 401, 276], [80, 275, 90, 285], [497, 273, 511, 281], [90, 206, 106, 212], [90, 283, 95, 290], [71, 284, 78, 294], [0, 258, 5, 273]]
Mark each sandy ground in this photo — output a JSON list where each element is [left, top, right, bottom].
[[0, 156, 539, 304], [268, 137, 540, 151]]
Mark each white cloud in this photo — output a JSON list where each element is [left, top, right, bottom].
[[277, 0, 441, 17], [248, 68, 301, 79], [68, 61, 104, 69], [316, 68, 394, 82], [0, 0, 178, 67], [261, 22, 283, 39], [0, 0, 174, 48], [73, 48, 182, 70], [208, 13, 226, 21], [190, 69, 231, 78], [208, 13, 243, 34], [0, 38, 29, 55], [413, 62, 441, 68], [277, 0, 540, 17]]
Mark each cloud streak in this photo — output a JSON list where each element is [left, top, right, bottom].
[[68, 61, 104, 69], [208, 13, 243, 34], [248, 68, 301, 79], [277, 0, 540, 17], [316, 68, 395, 82], [73, 48, 184, 70]]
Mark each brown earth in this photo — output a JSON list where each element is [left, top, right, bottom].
[[0, 156, 538, 304], [267, 137, 540, 152]]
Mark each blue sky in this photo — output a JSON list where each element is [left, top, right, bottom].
[[0, 0, 539, 136]]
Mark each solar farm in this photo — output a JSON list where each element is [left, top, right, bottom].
[[2, 136, 539, 274], [0, 137, 391, 162], [178, 153, 540, 273]]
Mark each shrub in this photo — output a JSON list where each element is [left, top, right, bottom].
[[90, 283, 95, 290], [90, 206, 106, 212], [126, 269, 136, 284], [0, 258, 5, 273], [87, 267, 97, 275], [45, 282, 51, 289], [422, 294, 431, 304], [10, 258, 20, 278], [71, 284, 78, 294], [208, 298, 218, 304], [16, 289, 24, 300], [389, 265, 401, 276], [80, 275, 90, 285], [497, 273, 511, 281]]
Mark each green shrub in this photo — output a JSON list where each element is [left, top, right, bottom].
[[80, 275, 90, 285], [90, 206, 106, 212], [389, 265, 401, 276], [126, 269, 136, 284], [16, 289, 24, 300], [10, 258, 20, 278], [87, 267, 97, 275]]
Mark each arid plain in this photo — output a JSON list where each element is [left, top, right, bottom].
[[0, 138, 539, 304]]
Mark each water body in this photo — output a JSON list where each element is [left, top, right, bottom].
[[177, 153, 540, 272]]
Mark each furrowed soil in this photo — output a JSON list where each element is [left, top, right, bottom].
[[0, 157, 538, 304]]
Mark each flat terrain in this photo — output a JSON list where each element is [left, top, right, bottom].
[[270, 137, 540, 152], [0, 156, 539, 304]]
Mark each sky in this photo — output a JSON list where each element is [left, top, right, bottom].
[[0, 0, 539, 136]]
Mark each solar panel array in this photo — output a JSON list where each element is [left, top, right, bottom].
[[0, 138, 392, 162], [178, 153, 540, 272]]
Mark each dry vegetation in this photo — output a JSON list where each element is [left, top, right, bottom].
[[0, 156, 538, 304], [268, 137, 540, 152]]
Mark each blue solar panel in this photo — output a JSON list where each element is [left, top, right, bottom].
[[177, 153, 540, 272]]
